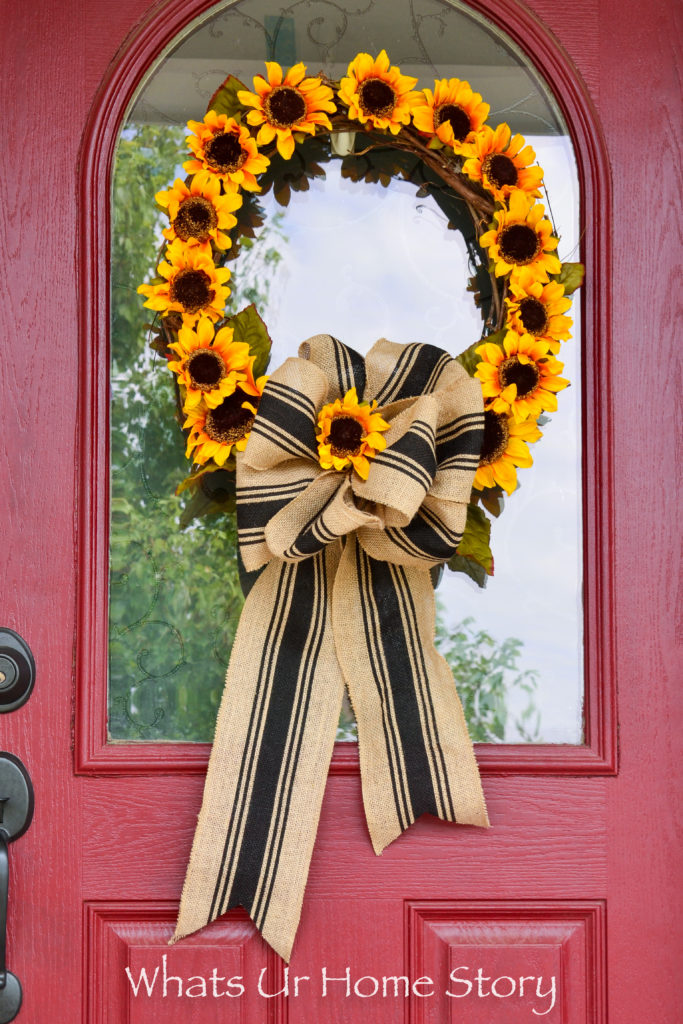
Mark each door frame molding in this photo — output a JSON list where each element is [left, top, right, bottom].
[[75, 0, 616, 776]]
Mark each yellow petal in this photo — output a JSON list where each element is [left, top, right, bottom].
[[365, 432, 387, 450], [264, 62, 283, 87], [284, 62, 307, 87], [352, 455, 370, 480], [277, 132, 296, 160], [493, 461, 518, 495]]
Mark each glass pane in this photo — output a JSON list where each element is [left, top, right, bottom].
[[109, 0, 583, 744]]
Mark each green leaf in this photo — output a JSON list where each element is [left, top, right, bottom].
[[480, 486, 505, 518], [556, 261, 585, 295], [451, 503, 494, 583], [175, 463, 226, 496], [340, 142, 413, 188], [178, 468, 237, 528], [274, 183, 291, 207], [227, 304, 272, 378], [447, 552, 488, 588], [149, 332, 169, 357], [456, 327, 505, 377], [258, 133, 330, 203], [206, 74, 248, 120]]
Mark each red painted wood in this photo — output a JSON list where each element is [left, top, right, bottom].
[[407, 901, 606, 1024], [79, 774, 608, 896], [85, 904, 287, 1024], [0, 0, 679, 1022]]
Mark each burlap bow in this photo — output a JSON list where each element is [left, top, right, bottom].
[[173, 336, 489, 961]]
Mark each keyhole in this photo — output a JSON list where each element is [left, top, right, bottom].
[[0, 796, 8, 824]]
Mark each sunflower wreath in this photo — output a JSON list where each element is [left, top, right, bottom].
[[138, 51, 585, 962], [139, 49, 584, 586]]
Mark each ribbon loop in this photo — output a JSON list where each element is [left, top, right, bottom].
[[246, 358, 328, 469], [265, 474, 382, 563], [352, 394, 438, 526], [299, 333, 367, 402], [364, 339, 454, 405], [175, 337, 489, 963]]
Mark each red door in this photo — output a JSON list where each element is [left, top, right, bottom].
[[1, 0, 680, 1022]]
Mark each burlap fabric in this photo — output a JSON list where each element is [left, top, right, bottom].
[[173, 336, 489, 961]]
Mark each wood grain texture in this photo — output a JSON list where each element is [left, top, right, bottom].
[[80, 775, 607, 896], [594, 0, 683, 1021], [407, 901, 607, 1024], [85, 903, 287, 1024], [0, 2, 86, 1021], [0, 0, 680, 1021]]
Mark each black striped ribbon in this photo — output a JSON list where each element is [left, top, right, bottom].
[[173, 337, 489, 961]]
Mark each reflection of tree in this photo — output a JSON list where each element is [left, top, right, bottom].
[[336, 614, 541, 744], [109, 124, 282, 740], [435, 612, 540, 742]]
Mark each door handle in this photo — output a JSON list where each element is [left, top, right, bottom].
[[0, 630, 35, 714], [0, 753, 34, 1023]]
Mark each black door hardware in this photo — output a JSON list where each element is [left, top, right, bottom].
[[0, 752, 34, 1023], [0, 632, 35, 714]]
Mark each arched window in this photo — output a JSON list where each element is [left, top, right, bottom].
[[103, 0, 588, 753]]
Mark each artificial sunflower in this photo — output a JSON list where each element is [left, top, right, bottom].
[[184, 112, 270, 191], [316, 387, 390, 480], [167, 318, 253, 410], [156, 175, 243, 251], [412, 77, 489, 154], [473, 410, 542, 496], [505, 279, 573, 354], [461, 123, 543, 201], [338, 50, 419, 135], [238, 62, 336, 160], [138, 239, 231, 325], [475, 331, 569, 423], [184, 363, 267, 466], [479, 189, 561, 285]]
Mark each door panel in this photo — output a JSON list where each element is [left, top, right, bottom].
[[1, 1, 679, 1022], [408, 901, 605, 1024], [87, 906, 286, 1024]]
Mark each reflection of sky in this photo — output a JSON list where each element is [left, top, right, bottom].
[[250, 138, 582, 743]]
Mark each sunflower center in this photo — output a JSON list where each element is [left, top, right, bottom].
[[499, 356, 540, 398], [358, 78, 396, 118], [329, 415, 364, 457], [435, 103, 471, 142], [170, 269, 214, 314], [186, 349, 226, 390], [479, 409, 510, 466], [517, 296, 548, 335], [205, 132, 246, 173], [205, 388, 255, 444], [173, 196, 218, 243], [499, 223, 541, 266], [265, 86, 307, 128], [483, 153, 518, 189]]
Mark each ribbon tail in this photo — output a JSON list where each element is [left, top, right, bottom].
[[334, 536, 489, 855], [173, 545, 344, 962]]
